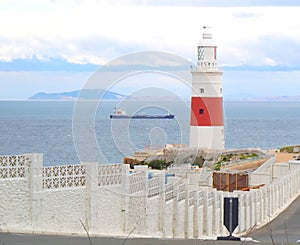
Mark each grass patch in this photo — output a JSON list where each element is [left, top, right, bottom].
[[279, 146, 298, 153], [213, 152, 258, 171]]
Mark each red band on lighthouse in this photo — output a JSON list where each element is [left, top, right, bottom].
[[190, 97, 224, 126]]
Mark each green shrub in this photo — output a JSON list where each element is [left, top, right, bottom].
[[213, 162, 223, 171], [148, 159, 172, 170], [192, 156, 204, 168], [279, 146, 295, 153], [214, 152, 258, 171]]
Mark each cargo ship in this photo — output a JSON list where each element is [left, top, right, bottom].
[[110, 108, 175, 119]]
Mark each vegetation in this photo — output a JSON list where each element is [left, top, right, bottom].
[[147, 159, 172, 170], [192, 156, 205, 168], [279, 146, 299, 153], [240, 153, 257, 159], [213, 162, 223, 171], [213, 152, 258, 171]]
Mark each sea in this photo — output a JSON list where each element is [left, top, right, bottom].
[[0, 100, 300, 166]]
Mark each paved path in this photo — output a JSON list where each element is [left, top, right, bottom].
[[0, 234, 243, 245], [0, 195, 299, 245], [249, 195, 300, 243]]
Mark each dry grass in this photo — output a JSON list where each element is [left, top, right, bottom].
[[221, 159, 266, 171]]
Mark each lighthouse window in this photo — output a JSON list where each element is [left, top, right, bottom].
[[220, 88, 222, 94], [200, 88, 205, 94], [199, 109, 204, 114]]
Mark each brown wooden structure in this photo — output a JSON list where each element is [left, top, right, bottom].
[[213, 172, 249, 192]]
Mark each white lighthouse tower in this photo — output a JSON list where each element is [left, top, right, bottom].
[[189, 27, 225, 150]]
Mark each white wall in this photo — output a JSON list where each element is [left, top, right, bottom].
[[272, 163, 290, 181], [95, 185, 123, 235], [0, 155, 31, 232], [0, 178, 30, 231], [146, 197, 161, 237], [249, 157, 275, 186], [0, 153, 299, 239], [39, 188, 87, 234]]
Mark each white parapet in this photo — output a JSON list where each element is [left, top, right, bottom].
[[0, 153, 300, 239], [249, 157, 276, 186]]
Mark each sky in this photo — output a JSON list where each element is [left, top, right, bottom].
[[0, 0, 300, 99]]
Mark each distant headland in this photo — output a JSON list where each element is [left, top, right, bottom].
[[29, 90, 300, 102], [29, 89, 126, 100]]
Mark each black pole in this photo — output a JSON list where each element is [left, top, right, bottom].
[[217, 197, 240, 241], [229, 197, 233, 237]]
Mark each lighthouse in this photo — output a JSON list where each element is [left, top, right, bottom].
[[189, 27, 225, 150]]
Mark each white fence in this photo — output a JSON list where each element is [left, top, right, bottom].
[[233, 167, 300, 234], [0, 153, 299, 239]]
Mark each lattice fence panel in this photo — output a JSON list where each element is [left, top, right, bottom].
[[0, 155, 30, 179], [189, 190, 196, 206], [177, 183, 186, 202], [198, 191, 204, 206], [42, 164, 86, 189], [129, 172, 145, 194], [165, 183, 174, 202], [148, 176, 160, 198], [98, 164, 122, 186]]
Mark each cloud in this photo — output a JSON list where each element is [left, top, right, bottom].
[[1, 1, 300, 100], [260, 34, 300, 66], [1, 1, 300, 71], [220, 33, 300, 68], [48, 0, 300, 7], [216, 7, 300, 68], [0, 58, 99, 72]]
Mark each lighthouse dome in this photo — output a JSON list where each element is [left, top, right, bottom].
[[198, 27, 216, 47]]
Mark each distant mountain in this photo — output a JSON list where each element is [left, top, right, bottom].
[[224, 94, 300, 102], [256, 96, 300, 102], [30, 90, 300, 102], [29, 89, 127, 100], [224, 93, 258, 101]]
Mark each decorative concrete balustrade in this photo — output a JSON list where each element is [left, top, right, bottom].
[[42, 165, 86, 189], [0, 153, 299, 239], [0, 155, 30, 179], [98, 164, 122, 186]]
